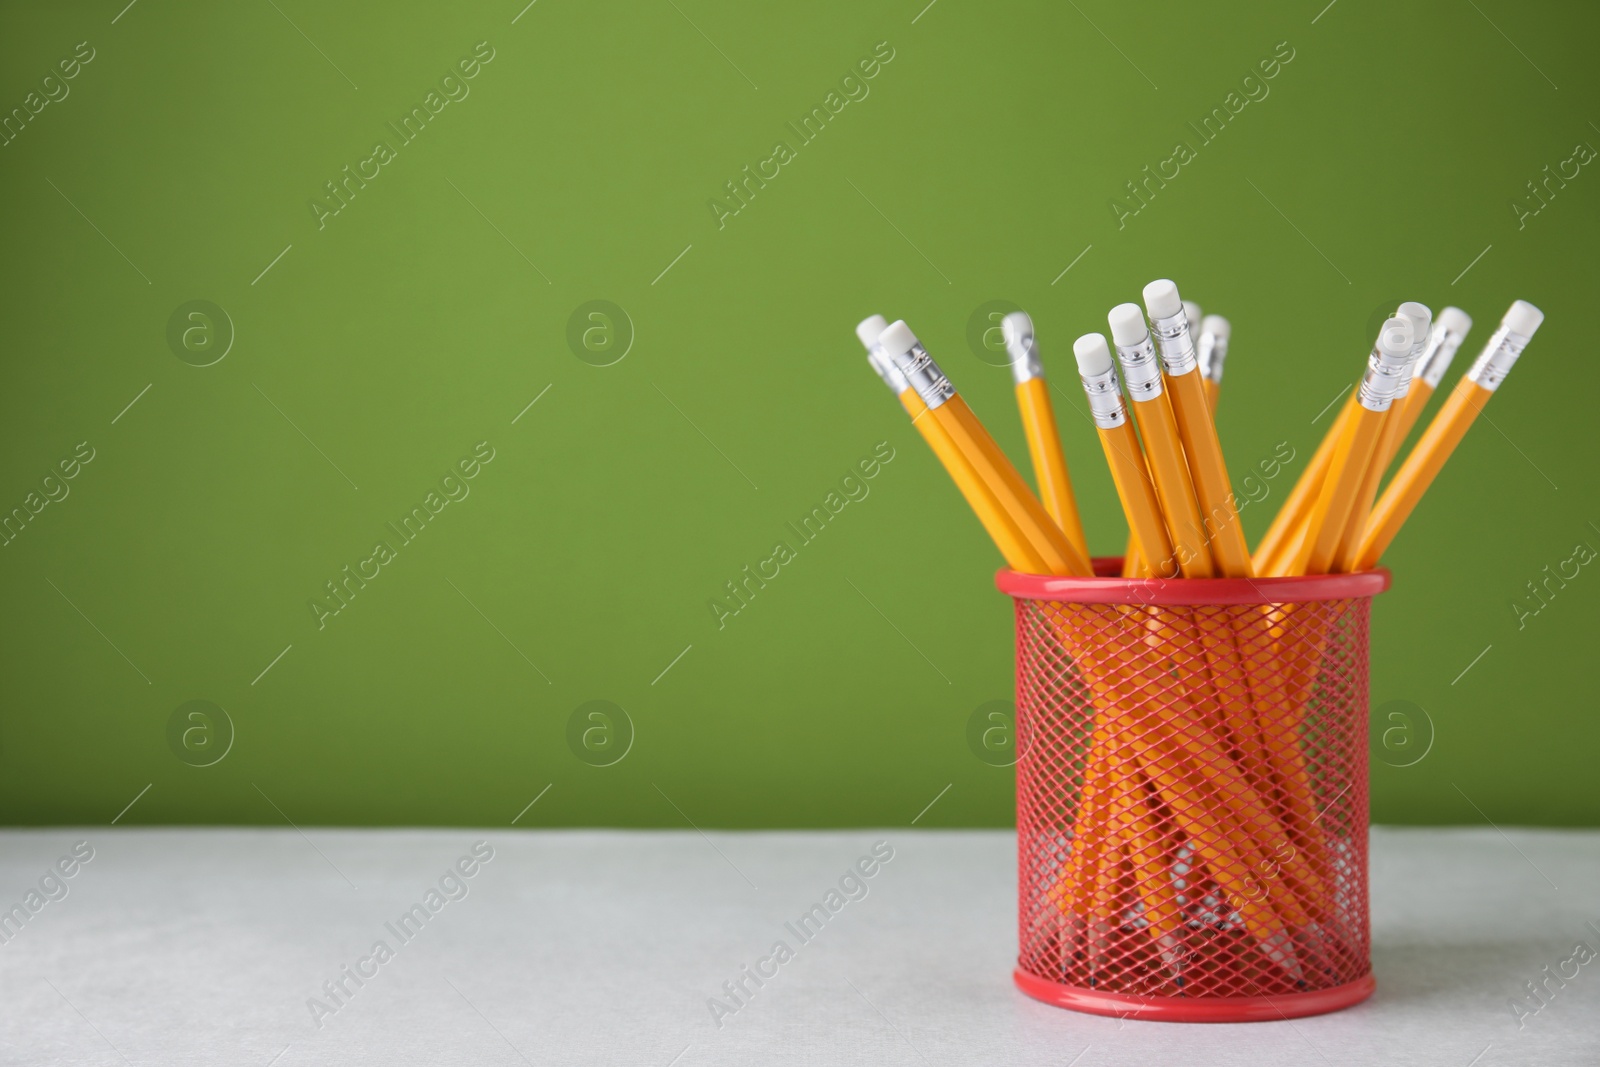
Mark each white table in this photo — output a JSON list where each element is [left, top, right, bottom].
[[0, 827, 1594, 1065]]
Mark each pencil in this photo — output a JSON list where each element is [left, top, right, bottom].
[[1003, 311, 1091, 564], [1140, 283, 1288, 884], [1378, 306, 1472, 476], [1120, 531, 1145, 580], [1353, 300, 1542, 570], [1145, 280, 1252, 579], [1184, 300, 1204, 343], [1108, 303, 1215, 578], [878, 320, 1092, 577], [1288, 316, 1414, 575], [1125, 300, 1207, 576], [1331, 302, 1430, 572], [857, 314, 910, 410], [1197, 314, 1230, 412], [1263, 301, 1453, 575], [1074, 333, 1174, 576], [1106, 299, 1232, 757], [856, 315, 1050, 574]]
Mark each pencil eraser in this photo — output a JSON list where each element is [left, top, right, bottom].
[[1107, 303, 1148, 346], [855, 314, 889, 351], [1503, 299, 1544, 337], [1437, 306, 1472, 337], [1142, 279, 1183, 320], [1001, 311, 1034, 352], [877, 319, 919, 360], [1073, 333, 1114, 376], [1183, 300, 1203, 333], [1377, 317, 1412, 358], [1201, 314, 1230, 341], [1396, 302, 1432, 348]]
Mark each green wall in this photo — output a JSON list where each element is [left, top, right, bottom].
[[1, 0, 1594, 828]]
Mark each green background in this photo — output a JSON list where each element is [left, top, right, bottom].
[[1, 0, 1594, 829]]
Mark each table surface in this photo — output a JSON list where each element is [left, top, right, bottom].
[[0, 826, 1594, 1066]]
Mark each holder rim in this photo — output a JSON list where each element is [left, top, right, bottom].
[[996, 557, 1390, 606]]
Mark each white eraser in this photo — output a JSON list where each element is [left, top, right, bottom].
[[1182, 300, 1203, 334], [1073, 333, 1113, 376], [855, 314, 888, 351], [1142, 279, 1183, 320], [1503, 299, 1544, 337], [1107, 303, 1148, 346], [877, 319, 919, 360], [1201, 314, 1230, 341], [1377, 316, 1412, 358], [1001, 310, 1035, 353], [1437, 306, 1472, 337], [1396, 302, 1432, 347]]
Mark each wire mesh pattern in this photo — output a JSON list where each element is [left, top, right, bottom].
[[1013, 588, 1372, 1009]]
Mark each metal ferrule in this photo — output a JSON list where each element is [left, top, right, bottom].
[[1416, 325, 1467, 390], [1007, 333, 1043, 385], [1465, 324, 1531, 392], [1148, 311, 1199, 377], [1390, 356, 1420, 401], [1113, 333, 1164, 403], [867, 348, 909, 395], [1355, 340, 1411, 413], [1197, 331, 1228, 385], [1392, 331, 1428, 400], [887, 341, 956, 410], [1079, 365, 1128, 430]]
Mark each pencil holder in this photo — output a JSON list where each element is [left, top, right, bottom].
[[997, 559, 1389, 1022]]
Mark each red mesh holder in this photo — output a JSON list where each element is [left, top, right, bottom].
[[997, 559, 1388, 1022]]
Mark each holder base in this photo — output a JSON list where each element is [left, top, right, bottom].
[[1013, 969, 1376, 1023]]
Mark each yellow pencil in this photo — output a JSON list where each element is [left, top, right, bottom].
[[1331, 302, 1430, 572], [1288, 317, 1415, 575], [1143, 283, 1287, 883], [1183, 300, 1204, 344], [857, 315, 1049, 574], [1144, 280, 1252, 579], [1108, 303, 1214, 578], [1378, 306, 1472, 477], [1120, 531, 1145, 579], [1263, 303, 1464, 575], [1074, 333, 1174, 575], [878, 320, 1092, 577], [1003, 311, 1091, 564], [1125, 301, 1207, 574], [1197, 313, 1230, 412], [1354, 300, 1542, 570]]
